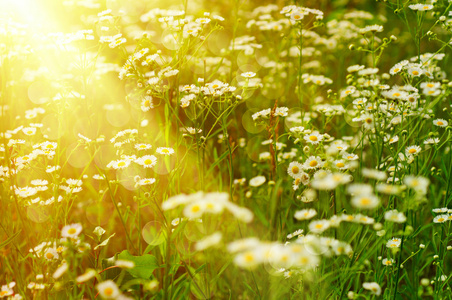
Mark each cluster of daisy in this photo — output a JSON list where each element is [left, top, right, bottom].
[[0, 282, 22, 299], [252, 106, 289, 121], [161, 191, 253, 222], [229, 233, 352, 272]]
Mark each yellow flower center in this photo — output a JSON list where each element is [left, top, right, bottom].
[[245, 253, 254, 262], [292, 166, 300, 174], [104, 287, 114, 296], [360, 198, 371, 205], [191, 205, 200, 212], [437, 121, 444, 125], [309, 135, 318, 141], [117, 161, 126, 167], [46, 252, 54, 259], [309, 160, 318, 167], [144, 159, 153, 165], [412, 70, 419, 75], [408, 148, 417, 154], [336, 162, 345, 168], [67, 228, 77, 235]]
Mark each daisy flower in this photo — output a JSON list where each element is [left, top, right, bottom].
[[43, 248, 59, 261], [382, 258, 395, 266], [384, 209, 406, 223], [96, 280, 120, 299], [241, 72, 256, 78], [135, 143, 152, 150], [61, 223, 83, 238], [135, 155, 157, 168], [137, 178, 156, 186], [308, 219, 330, 234], [304, 156, 323, 169], [363, 282, 381, 296], [22, 127, 37, 135], [407, 66, 423, 77], [294, 209, 317, 220], [141, 96, 154, 112], [304, 131, 323, 144], [249, 175, 266, 187], [351, 194, 380, 209], [386, 237, 402, 248], [287, 161, 304, 178], [433, 119, 448, 127], [156, 147, 175, 155], [433, 215, 449, 223], [333, 160, 348, 170], [107, 159, 130, 169], [343, 152, 359, 161], [405, 145, 421, 156]]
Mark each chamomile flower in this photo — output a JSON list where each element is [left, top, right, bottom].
[[156, 147, 175, 155], [343, 152, 359, 161], [433, 215, 449, 223], [304, 131, 323, 144], [43, 248, 59, 261], [386, 237, 402, 248], [309, 219, 330, 234], [141, 96, 154, 112], [304, 156, 324, 169], [107, 159, 130, 169], [363, 282, 381, 296], [351, 194, 380, 209], [382, 258, 395, 266], [409, 3, 434, 11], [61, 223, 82, 238], [137, 178, 156, 186], [404, 175, 429, 194], [234, 249, 263, 269], [389, 63, 404, 75], [433, 119, 448, 127], [294, 209, 317, 220], [22, 127, 37, 135], [287, 161, 304, 178], [249, 175, 266, 187], [405, 145, 421, 156], [384, 209, 406, 223], [96, 280, 120, 299], [135, 143, 152, 150], [241, 72, 256, 78], [333, 160, 348, 170], [135, 155, 157, 168]]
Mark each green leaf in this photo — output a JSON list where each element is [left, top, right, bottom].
[[94, 233, 115, 250], [117, 250, 159, 279]]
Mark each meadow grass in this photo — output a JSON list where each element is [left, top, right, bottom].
[[1, 0, 452, 299]]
